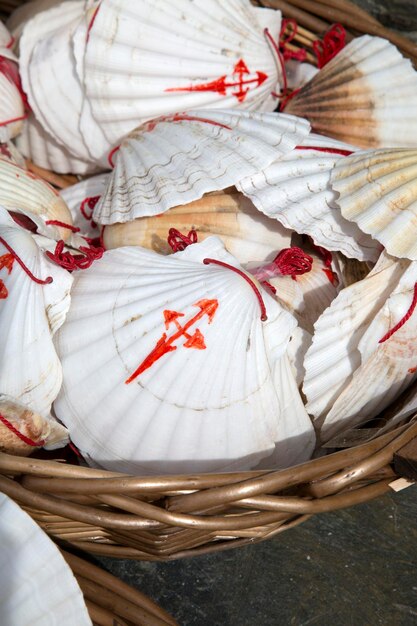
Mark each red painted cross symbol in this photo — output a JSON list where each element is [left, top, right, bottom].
[[165, 59, 268, 103], [125, 299, 218, 384]]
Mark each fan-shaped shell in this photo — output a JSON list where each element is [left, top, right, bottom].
[[0, 156, 75, 238], [54, 236, 314, 474], [19, 1, 106, 165], [81, 0, 283, 145], [103, 190, 294, 265], [60, 173, 109, 238], [303, 252, 410, 422], [0, 493, 92, 626], [94, 110, 310, 225], [0, 207, 73, 416], [17, 113, 99, 175], [237, 133, 380, 262], [284, 35, 417, 148], [0, 395, 69, 455], [331, 148, 417, 261], [321, 259, 417, 440]]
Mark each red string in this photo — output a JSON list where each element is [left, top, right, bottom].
[[203, 258, 267, 321], [6, 36, 15, 49], [0, 412, 45, 447], [45, 240, 104, 271], [45, 220, 80, 233], [86, 3, 101, 42], [0, 236, 53, 285], [108, 145, 120, 168], [313, 24, 346, 69], [264, 28, 288, 97], [80, 196, 100, 226], [273, 247, 313, 276], [167, 228, 198, 252], [280, 19, 307, 62], [0, 113, 28, 128], [379, 283, 417, 344]]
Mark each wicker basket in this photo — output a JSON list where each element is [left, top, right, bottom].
[[1, 0, 417, 563]]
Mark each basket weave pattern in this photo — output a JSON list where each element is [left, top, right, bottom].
[[1, 0, 417, 562]]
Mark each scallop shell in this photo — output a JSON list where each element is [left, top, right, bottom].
[[60, 173, 110, 238], [17, 113, 99, 175], [237, 133, 380, 262], [0, 493, 92, 626], [94, 110, 310, 225], [54, 236, 314, 474], [321, 259, 417, 440], [0, 207, 73, 416], [0, 55, 25, 142], [0, 156, 75, 238], [19, 2, 87, 158], [284, 35, 417, 148], [19, 1, 106, 164], [0, 395, 69, 455], [103, 190, 294, 265], [303, 252, 410, 423], [331, 148, 417, 261], [81, 0, 283, 146]]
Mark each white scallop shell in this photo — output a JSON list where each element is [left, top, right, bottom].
[[0, 58, 25, 142], [0, 394, 69, 455], [102, 190, 294, 265], [54, 236, 314, 474], [331, 148, 417, 260], [93, 110, 310, 225], [321, 259, 417, 440], [60, 173, 109, 238], [19, 2, 92, 161], [285, 35, 417, 148], [0, 493, 92, 626], [303, 252, 410, 422], [17, 113, 99, 175], [0, 207, 73, 417], [237, 134, 380, 262], [0, 156, 74, 238], [81, 0, 282, 146]]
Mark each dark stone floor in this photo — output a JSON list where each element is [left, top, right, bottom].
[[93, 487, 417, 626]]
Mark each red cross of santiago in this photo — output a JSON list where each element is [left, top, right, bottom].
[[125, 299, 219, 384], [165, 59, 268, 103]]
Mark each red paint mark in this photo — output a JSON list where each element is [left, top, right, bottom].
[[0, 55, 30, 109], [125, 299, 218, 384], [165, 59, 268, 103], [322, 267, 339, 287], [0, 253, 14, 274], [0, 412, 45, 447], [167, 228, 197, 252], [0, 236, 53, 285], [0, 279, 7, 299], [408, 367, 417, 374], [80, 196, 100, 228], [295, 146, 354, 157], [313, 24, 346, 69], [46, 239, 104, 271], [203, 258, 268, 321], [379, 283, 417, 344], [45, 219, 80, 233], [86, 3, 101, 42]]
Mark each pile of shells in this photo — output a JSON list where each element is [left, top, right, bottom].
[[1, 0, 417, 476]]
